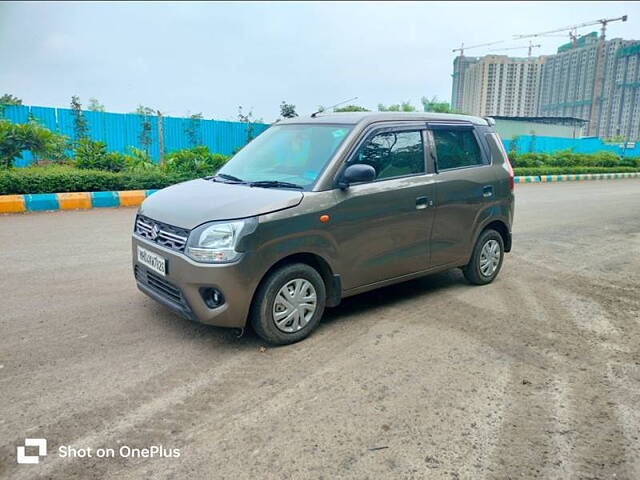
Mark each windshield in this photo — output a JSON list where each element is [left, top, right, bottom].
[[217, 124, 353, 188]]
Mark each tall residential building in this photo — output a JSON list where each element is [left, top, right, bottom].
[[539, 33, 640, 140], [451, 56, 479, 112], [606, 42, 640, 141], [451, 33, 640, 140], [457, 55, 545, 117]]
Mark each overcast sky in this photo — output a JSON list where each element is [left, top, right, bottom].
[[1, 1, 638, 121]]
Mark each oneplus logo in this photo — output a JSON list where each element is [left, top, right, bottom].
[[17, 438, 47, 464]]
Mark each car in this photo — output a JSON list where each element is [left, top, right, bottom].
[[132, 112, 514, 345]]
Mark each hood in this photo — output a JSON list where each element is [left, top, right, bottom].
[[138, 179, 303, 229]]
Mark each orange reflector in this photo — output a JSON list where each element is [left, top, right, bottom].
[[320, 214, 330, 223]]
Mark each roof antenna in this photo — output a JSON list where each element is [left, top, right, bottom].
[[311, 97, 359, 118]]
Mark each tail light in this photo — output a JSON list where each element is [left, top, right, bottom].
[[493, 133, 514, 191], [505, 155, 515, 192]]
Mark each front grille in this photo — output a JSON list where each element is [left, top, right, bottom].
[[135, 215, 189, 252], [134, 265, 191, 312]]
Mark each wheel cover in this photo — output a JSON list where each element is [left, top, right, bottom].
[[479, 239, 501, 277], [272, 278, 317, 333]]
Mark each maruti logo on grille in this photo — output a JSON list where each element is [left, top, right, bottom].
[[151, 224, 160, 240]]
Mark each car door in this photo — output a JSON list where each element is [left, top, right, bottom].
[[330, 125, 436, 291], [427, 122, 498, 267]]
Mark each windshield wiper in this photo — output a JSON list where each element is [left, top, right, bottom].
[[249, 180, 303, 190], [207, 173, 246, 183]]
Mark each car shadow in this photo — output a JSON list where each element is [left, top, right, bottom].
[[149, 268, 468, 348], [322, 269, 466, 326]]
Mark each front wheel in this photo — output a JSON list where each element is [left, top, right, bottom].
[[250, 263, 326, 345], [462, 229, 504, 285]]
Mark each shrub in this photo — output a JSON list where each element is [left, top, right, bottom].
[[123, 147, 156, 172], [70, 143, 229, 176], [163, 146, 228, 176], [3, 164, 637, 196], [510, 152, 550, 168], [0, 165, 196, 195], [514, 166, 640, 176], [507, 150, 639, 170], [620, 156, 640, 168], [0, 118, 69, 168], [74, 138, 127, 172], [545, 150, 621, 168]]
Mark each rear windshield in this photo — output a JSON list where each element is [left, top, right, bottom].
[[218, 124, 353, 189]]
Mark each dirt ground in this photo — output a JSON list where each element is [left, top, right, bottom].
[[1, 180, 639, 479]]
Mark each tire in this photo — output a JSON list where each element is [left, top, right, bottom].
[[250, 263, 326, 345], [462, 229, 504, 285]]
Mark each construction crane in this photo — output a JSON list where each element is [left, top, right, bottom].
[[452, 40, 505, 56], [515, 15, 628, 136], [515, 26, 579, 48], [489, 41, 542, 58], [514, 15, 628, 47]]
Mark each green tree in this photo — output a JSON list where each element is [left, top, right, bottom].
[[135, 105, 155, 116], [87, 97, 105, 112], [136, 105, 155, 156], [421, 96, 452, 113], [508, 135, 520, 156], [70, 95, 88, 145], [528, 130, 537, 153], [184, 113, 203, 147], [378, 101, 416, 112], [0, 94, 22, 106], [280, 101, 297, 118], [604, 135, 625, 144], [238, 105, 256, 143], [333, 105, 370, 112], [0, 118, 68, 168]]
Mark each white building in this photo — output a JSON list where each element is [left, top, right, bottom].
[[457, 55, 546, 117]]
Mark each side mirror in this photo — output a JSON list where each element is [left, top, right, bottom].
[[338, 164, 376, 189]]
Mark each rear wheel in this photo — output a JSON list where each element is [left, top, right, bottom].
[[250, 263, 326, 345], [462, 229, 504, 285]]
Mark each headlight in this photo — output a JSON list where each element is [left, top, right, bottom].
[[186, 218, 257, 263]]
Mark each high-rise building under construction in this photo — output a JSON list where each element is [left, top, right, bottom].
[[451, 34, 640, 140], [454, 55, 545, 117]]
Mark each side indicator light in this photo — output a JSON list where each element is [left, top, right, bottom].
[[319, 214, 330, 223]]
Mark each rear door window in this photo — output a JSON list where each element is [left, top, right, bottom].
[[351, 130, 425, 180], [432, 129, 486, 171]]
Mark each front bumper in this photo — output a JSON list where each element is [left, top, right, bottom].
[[132, 235, 257, 328]]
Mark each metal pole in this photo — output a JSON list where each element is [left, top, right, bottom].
[[157, 110, 164, 166]]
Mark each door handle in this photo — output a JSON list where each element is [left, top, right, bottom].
[[416, 196, 429, 210], [483, 185, 494, 198]]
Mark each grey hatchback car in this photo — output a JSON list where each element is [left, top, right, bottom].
[[132, 112, 514, 344]]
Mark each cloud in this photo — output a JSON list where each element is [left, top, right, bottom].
[[1, 1, 638, 121]]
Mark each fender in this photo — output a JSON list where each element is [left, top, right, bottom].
[[470, 209, 512, 256]]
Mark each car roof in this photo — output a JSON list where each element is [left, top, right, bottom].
[[276, 111, 490, 126]]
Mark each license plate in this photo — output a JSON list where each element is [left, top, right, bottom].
[[137, 246, 167, 276]]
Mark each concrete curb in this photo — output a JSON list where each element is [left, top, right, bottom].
[[1, 172, 639, 213], [0, 189, 158, 213], [515, 172, 639, 184], [514, 176, 541, 183]]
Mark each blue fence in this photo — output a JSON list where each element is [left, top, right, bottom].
[[502, 135, 640, 157], [2, 105, 270, 166], [4, 104, 639, 167]]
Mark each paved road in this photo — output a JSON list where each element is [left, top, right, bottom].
[[1, 180, 640, 479]]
